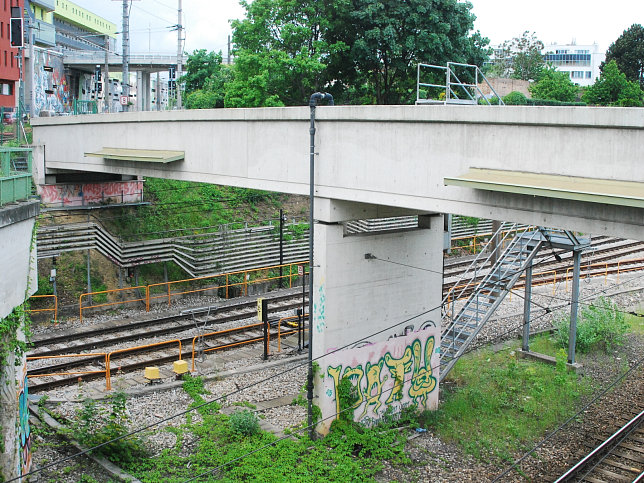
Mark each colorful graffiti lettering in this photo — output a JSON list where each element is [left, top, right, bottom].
[[322, 327, 440, 430], [17, 369, 31, 477], [38, 181, 144, 207]]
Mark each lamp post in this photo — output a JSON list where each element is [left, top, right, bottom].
[[307, 92, 333, 439]]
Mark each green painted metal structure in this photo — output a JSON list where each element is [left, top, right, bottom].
[[0, 147, 33, 206]]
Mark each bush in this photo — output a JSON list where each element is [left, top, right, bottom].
[[73, 392, 147, 465], [502, 91, 528, 105], [554, 297, 629, 354], [229, 409, 260, 436]]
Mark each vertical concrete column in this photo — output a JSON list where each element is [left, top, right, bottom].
[[311, 202, 443, 434], [136, 71, 143, 111], [143, 72, 151, 112]]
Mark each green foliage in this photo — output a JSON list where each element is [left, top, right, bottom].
[[554, 297, 630, 354], [182, 50, 227, 95], [336, 376, 360, 422], [436, 346, 585, 460], [72, 392, 147, 465], [227, 0, 489, 106], [229, 410, 261, 436], [337, 0, 489, 104], [604, 23, 644, 89], [489, 31, 545, 81], [35, 275, 53, 296], [0, 303, 31, 368], [502, 91, 528, 105], [529, 67, 579, 102], [582, 60, 644, 106], [459, 216, 480, 228]]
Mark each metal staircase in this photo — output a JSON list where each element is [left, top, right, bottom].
[[440, 225, 547, 380]]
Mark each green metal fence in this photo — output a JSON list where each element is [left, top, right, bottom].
[[0, 147, 33, 206], [73, 99, 98, 115]]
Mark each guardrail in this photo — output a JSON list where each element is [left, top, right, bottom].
[[27, 295, 58, 322], [106, 339, 182, 390], [0, 147, 32, 206], [79, 285, 147, 322], [27, 353, 108, 382]]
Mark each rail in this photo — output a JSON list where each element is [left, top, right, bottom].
[[106, 339, 182, 390], [79, 285, 147, 321], [27, 353, 108, 381], [190, 322, 265, 372], [416, 62, 504, 105], [27, 295, 58, 321], [146, 261, 308, 311]]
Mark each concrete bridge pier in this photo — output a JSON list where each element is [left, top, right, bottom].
[[312, 199, 444, 434]]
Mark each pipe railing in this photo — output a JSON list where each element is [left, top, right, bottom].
[[105, 339, 182, 390], [27, 295, 58, 322]]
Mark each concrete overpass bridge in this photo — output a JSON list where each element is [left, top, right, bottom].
[[31, 105, 644, 431]]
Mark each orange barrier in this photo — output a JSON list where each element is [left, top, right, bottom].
[[565, 262, 608, 292], [27, 353, 107, 380], [146, 262, 308, 312], [617, 258, 644, 283], [79, 285, 146, 322], [27, 295, 58, 322], [276, 315, 307, 353], [106, 339, 182, 390], [191, 322, 264, 371]]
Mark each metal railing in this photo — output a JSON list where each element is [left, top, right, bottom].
[[27, 295, 58, 322], [416, 62, 505, 105], [0, 147, 33, 206], [27, 353, 108, 382]]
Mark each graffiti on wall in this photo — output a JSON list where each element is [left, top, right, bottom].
[[38, 181, 144, 207], [321, 326, 440, 431], [16, 366, 31, 477], [33, 48, 70, 114]]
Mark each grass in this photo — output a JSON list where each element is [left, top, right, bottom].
[[428, 345, 588, 462], [626, 306, 644, 335]]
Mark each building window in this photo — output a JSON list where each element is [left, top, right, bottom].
[[0, 83, 12, 96], [586, 71, 592, 79], [571, 71, 585, 79]]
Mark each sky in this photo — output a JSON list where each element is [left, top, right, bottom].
[[72, 0, 642, 56]]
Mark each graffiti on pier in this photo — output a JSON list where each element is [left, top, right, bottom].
[[38, 180, 144, 207], [321, 326, 439, 430], [16, 366, 31, 477], [33, 47, 70, 114]]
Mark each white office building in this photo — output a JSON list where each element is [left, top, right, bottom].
[[542, 43, 606, 86]]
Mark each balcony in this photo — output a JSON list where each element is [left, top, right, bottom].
[[0, 147, 33, 206], [33, 19, 56, 47]]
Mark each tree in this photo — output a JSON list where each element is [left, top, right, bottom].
[[489, 31, 544, 81], [182, 50, 225, 94], [529, 67, 578, 102], [225, 0, 342, 107], [227, 0, 489, 106], [331, 0, 490, 104], [582, 60, 643, 106], [604, 24, 644, 89], [182, 50, 232, 109]]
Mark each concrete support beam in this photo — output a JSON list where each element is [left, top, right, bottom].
[[312, 201, 443, 433]]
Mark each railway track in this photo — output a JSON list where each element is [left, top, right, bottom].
[[27, 237, 644, 392], [555, 407, 644, 482], [28, 318, 303, 392]]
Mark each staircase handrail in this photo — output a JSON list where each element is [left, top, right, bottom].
[[441, 224, 540, 319]]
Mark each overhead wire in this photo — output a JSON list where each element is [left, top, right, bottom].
[[491, 353, 644, 482], [17, 235, 643, 478]]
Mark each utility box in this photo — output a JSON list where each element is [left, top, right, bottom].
[[144, 366, 160, 380]]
